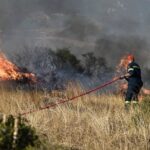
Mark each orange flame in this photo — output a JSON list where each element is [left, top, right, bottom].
[[116, 55, 128, 73], [142, 88, 150, 95], [0, 52, 36, 83]]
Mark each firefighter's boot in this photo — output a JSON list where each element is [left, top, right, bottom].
[[125, 101, 131, 112]]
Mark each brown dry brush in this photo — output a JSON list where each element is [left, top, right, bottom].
[[0, 85, 149, 150]]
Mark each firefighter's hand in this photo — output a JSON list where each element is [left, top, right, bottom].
[[119, 75, 125, 80]]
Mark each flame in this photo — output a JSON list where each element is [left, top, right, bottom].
[[0, 52, 36, 83], [142, 88, 150, 95], [116, 55, 150, 99], [116, 55, 128, 73]]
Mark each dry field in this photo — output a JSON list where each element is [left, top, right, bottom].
[[0, 83, 149, 150]]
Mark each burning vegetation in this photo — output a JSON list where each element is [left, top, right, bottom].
[[0, 47, 149, 98], [0, 52, 36, 84]]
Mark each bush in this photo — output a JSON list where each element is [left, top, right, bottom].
[[0, 115, 42, 150], [82, 52, 108, 76], [56, 48, 83, 72]]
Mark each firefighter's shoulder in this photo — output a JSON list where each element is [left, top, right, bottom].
[[127, 62, 134, 72], [132, 62, 140, 69]]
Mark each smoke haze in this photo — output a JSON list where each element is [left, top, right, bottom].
[[0, 0, 150, 69]]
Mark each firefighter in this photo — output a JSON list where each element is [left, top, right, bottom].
[[120, 54, 143, 110]]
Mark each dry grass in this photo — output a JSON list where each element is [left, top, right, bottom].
[[0, 83, 149, 150]]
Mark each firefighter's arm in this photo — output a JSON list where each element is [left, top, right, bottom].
[[119, 73, 131, 80], [119, 73, 130, 80], [119, 67, 134, 80], [124, 73, 131, 80], [127, 67, 134, 76]]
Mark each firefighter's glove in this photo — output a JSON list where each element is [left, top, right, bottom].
[[119, 75, 125, 80]]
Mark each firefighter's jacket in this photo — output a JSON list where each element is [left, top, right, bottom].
[[125, 61, 143, 87]]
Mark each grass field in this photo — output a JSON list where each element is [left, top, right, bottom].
[[0, 83, 149, 150]]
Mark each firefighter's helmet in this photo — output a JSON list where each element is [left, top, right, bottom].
[[127, 54, 134, 61]]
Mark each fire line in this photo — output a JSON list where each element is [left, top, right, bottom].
[[0, 52, 36, 83]]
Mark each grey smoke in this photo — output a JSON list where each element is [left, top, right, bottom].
[[95, 35, 148, 67], [0, 0, 150, 72], [59, 15, 100, 41]]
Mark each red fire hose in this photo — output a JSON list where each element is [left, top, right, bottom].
[[21, 77, 120, 116]]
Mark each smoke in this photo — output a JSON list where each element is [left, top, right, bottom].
[[0, 0, 150, 87], [95, 34, 148, 67], [0, 1, 149, 46], [59, 15, 100, 41]]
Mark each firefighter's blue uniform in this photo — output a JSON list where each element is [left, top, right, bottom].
[[125, 61, 143, 105]]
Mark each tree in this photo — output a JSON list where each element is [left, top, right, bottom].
[[0, 115, 42, 150], [82, 52, 107, 76], [56, 48, 83, 72]]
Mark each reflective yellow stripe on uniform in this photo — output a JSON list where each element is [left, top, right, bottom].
[[125, 101, 131, 104], [128, 68, 134, 72]]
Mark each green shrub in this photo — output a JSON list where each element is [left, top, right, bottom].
[[0, 115, 41, 150], [56, 48, 83, 72], [82, 52, 108, 76], [0, 116, 14, 150]]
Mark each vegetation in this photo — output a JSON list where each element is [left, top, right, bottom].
[[82, 52, 107, 76], [56, 48, 83, 72], [0, 115, 42, 150], [11, 47, 108, 76], [56, 48, 108, 75], [0, 84, 149, 150]]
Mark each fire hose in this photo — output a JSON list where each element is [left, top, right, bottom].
[[21, 77, 120, 116]]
